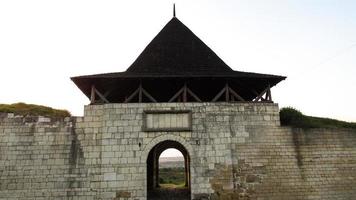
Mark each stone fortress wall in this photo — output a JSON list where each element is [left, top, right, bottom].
[[0, 103, 355, 200], [0, 113, 92, 199]]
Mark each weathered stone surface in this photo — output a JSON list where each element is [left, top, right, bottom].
[[116, 190, 131, 198], [0, 103, 356, 200], [245, 175, 259, 183]]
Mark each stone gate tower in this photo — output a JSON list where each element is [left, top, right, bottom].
[[71, 14, 285, 200]]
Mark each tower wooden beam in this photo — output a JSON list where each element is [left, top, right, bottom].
[[124, 87, 140, 103], [253, 87, 270, 102], [90, 85, 96, 104], [266, 85, 272, 101], [228, 87, 245, 101], [90, 85, 109, 104], [225, 84, 229, 102], [212, 86, 227, 102], [168, 83, 202, 102], [212, 83, 245, 102], [138, 84, 143, 103], [168, 87, 185, 102], [183, 84, 187, 102], [142, 87, 157, 103], [124, 83, 157, 103], [95, 88, 110, 103], [186, 88, 202, 102]]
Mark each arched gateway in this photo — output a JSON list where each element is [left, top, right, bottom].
[[140, 135, 194, 199], [147, 140, 190, 200]]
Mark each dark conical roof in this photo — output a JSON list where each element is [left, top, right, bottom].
[[71, 16, 286, 103], [126, 17, 233, 74]]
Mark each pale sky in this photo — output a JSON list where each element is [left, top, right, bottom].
[[1, 0, 355, 122], [160, 148, 183, 158]]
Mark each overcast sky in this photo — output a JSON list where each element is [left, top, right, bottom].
[[1, 0, 355, 122]]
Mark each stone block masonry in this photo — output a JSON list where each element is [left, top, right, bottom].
[[0, 103, 356, 200], [0, 114, 93, 200]]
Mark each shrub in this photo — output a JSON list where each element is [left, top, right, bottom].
[[280, 107, 356, 129], [280, 107, 306, 127]]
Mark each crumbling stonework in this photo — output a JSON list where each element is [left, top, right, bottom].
[[0, 113, 92, 199], [0, 103, 355, 200]]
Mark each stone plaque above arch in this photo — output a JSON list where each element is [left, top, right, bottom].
[[143, 110, 192, 132]]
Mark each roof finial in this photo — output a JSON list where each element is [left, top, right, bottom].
[[173, 3, 176, 17]]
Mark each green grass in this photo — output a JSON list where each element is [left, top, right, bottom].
[[159, 167, 185, 187], [0, 102, 71, 118], [280, 107, 356, 129]]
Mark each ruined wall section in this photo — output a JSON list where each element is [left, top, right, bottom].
[[0, 113, 91, 200], [178, 104, 356, 200], [190, 103, 280, 199], [228, 127, 356, 200]]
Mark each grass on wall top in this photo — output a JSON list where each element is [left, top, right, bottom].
[[0, 103, 71, 118], [280, 107, 356, 129]]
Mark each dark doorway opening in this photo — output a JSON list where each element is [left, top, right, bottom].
[[147, 140, 190, 200]]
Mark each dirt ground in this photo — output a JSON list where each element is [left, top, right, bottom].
[[148, 187, 190, 200]]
